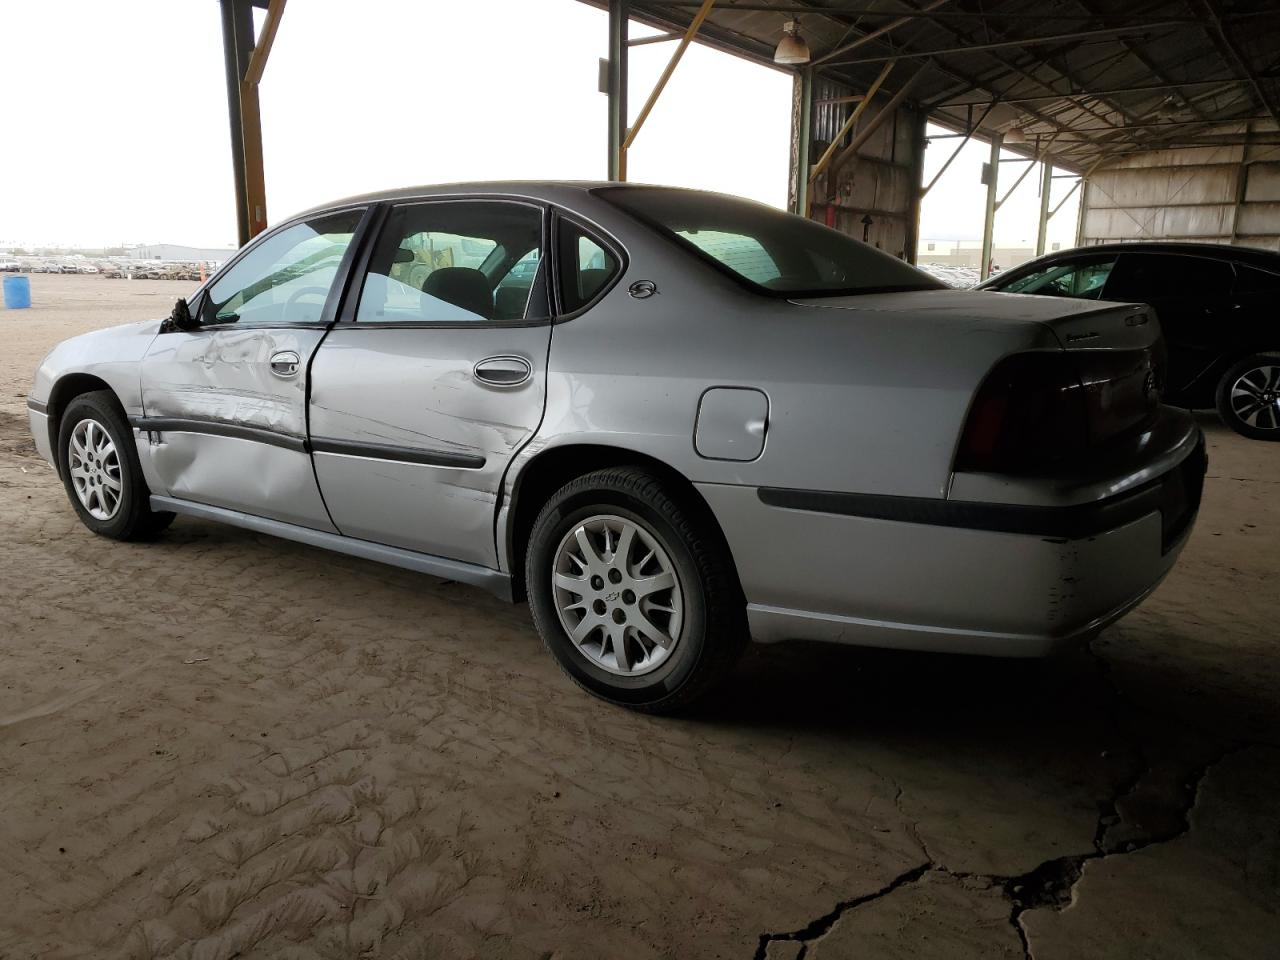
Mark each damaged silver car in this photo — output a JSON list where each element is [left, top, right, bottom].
[[28, 183, 1205, 712]]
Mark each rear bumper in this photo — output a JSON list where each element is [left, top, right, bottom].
[[698, 430, 1205, 658]]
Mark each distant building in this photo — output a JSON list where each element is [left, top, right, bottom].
[[917, 239, 1062, 269], [125, 243, 237, 264]]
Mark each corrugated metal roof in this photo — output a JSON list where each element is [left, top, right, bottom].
[[585, 0, 1280, 172]]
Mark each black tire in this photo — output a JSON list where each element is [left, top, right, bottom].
[[525, 467, 746, 714], [56, 390, 175, 540], [1215, 353, 1280, 441]]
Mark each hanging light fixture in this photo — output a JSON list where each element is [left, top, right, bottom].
[[774, 20, 811, 65], [1003, 124, 1028, 145]]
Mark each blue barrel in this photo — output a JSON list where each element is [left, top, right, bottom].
[[3, 275, 31, 309]]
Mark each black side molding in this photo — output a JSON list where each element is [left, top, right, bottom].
[[128, 416, 485, 469], [130, 416, 308, 453], [310, 437, 485, 469], [27, 397, 48, 415], [759, 439, 1205, 549]]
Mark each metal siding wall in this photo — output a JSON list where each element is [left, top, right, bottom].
[[806, 84, 922, 260], [1080, 123, 1280, 250]]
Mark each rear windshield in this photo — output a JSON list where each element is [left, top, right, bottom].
[[596, 186, 942, 297]]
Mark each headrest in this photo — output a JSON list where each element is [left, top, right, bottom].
[[494, 284, 531, 321], [423, 267, 492, 320]]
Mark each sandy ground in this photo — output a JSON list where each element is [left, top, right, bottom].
[[1, 274, 1277, 959]]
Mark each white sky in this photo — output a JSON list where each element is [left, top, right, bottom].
[[918, 122, 1082, 249], [1, 0, 1078, 252]]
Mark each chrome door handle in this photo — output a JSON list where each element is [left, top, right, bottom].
[[269, 351, 300, 378], [473, 355, 532, 387]]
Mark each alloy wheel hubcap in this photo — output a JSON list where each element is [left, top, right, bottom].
[[1230, 364, 1280, 432], [552, 514, 684, 676], [68, 419, 123, 520]]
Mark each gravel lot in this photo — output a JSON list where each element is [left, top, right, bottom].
[[2, 274, 1277, 959]]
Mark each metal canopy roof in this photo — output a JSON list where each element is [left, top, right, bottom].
[[586, 0, 1280, 172]]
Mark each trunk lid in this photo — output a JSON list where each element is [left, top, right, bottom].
[[791, 288, 1160, 353]]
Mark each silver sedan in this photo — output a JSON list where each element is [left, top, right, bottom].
[[28, 183, 1205, 712]]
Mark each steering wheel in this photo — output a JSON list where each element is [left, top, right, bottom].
[[285, 285, 329, 317]]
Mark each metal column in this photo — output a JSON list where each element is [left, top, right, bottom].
[[980, 134, 1002, 281], [1035, 160, 1052, 256], [791, 67, 813, 215], [607, 0, 629, 181], [904, 109, 927, 262], [219, 0, 254, 247]]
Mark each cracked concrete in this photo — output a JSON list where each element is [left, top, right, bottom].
[[1, 278, 1278, 958]]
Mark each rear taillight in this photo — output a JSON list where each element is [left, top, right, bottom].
[[956, 349, 1160, 474]]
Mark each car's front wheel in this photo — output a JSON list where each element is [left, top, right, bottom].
[[1215, 353, 1280, 441], [525, 467, 746, 713], [57, 390, 174, 540]]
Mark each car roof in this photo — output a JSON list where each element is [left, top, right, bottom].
[[295, 180, 697, 219], [1011, 240, 1280, 271]]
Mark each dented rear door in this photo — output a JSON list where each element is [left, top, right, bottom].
[[308, 198, 552, 568]]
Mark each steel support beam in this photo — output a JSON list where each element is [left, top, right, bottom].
[[607, 0, 629, 181], [938, 77, 1250, 109], [1035, 160, 1052, 256], [814, 0, 950, 65], [825, 23, 1183, 67], [1196, 0, 1280, 128], [995, 134, 1058, 210], [808, 60, 895, 185], [905, 109, 928, 264], [831, 65, 929, 178], [237, 0, 286, 240], [657, 2, 1207, 21], [219, 0, 254, 247], [627, 31, 677, 46], [980, 134, 1002, 281], [1051, 178, 1082, 220], [1232, 123, 1253, 243], [619, 0, 715, 181], [921, 100, 996, 197], [791, 67, 813, 215]]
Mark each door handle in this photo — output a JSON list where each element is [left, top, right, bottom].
[[269, 351, 300, 378], [473, 355, 532, 387]]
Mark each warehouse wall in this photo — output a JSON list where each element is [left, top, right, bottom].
[[1079, 122, 1280, 250], [793, 76, 925, 261]]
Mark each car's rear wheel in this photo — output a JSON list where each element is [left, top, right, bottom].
[[57, 390, 174, 540], [525, 467, 746, 713], [1215, 353, 1280, 441]]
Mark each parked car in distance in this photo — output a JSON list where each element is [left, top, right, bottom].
[[0, 258, 21, 272], [28, 183, 1205, 712], [977, 241, 1280, 440]]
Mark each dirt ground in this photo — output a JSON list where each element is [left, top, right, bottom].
[[1, 274, 1277, 960]]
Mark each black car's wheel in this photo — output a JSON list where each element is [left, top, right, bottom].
[[1215, 353, 1280, 441], [525, 467, 746, 714], [56, 390, 174, 540]]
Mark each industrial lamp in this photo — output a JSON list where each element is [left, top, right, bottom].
[[774, 20, 811, 65]]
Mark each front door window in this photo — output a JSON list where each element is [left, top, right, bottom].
[[1000, 257, 1117, 299], [199, 210, 363, 326]]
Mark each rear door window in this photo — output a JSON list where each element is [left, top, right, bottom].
[[1103, 253, 1235, 302], [355, 200, 546, 323], [1234, 264, 1280, 294]]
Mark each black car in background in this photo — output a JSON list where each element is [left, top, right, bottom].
[[977, 242, 1280, 440]]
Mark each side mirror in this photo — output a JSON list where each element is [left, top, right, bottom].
[[164, 297, 199, 333]]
